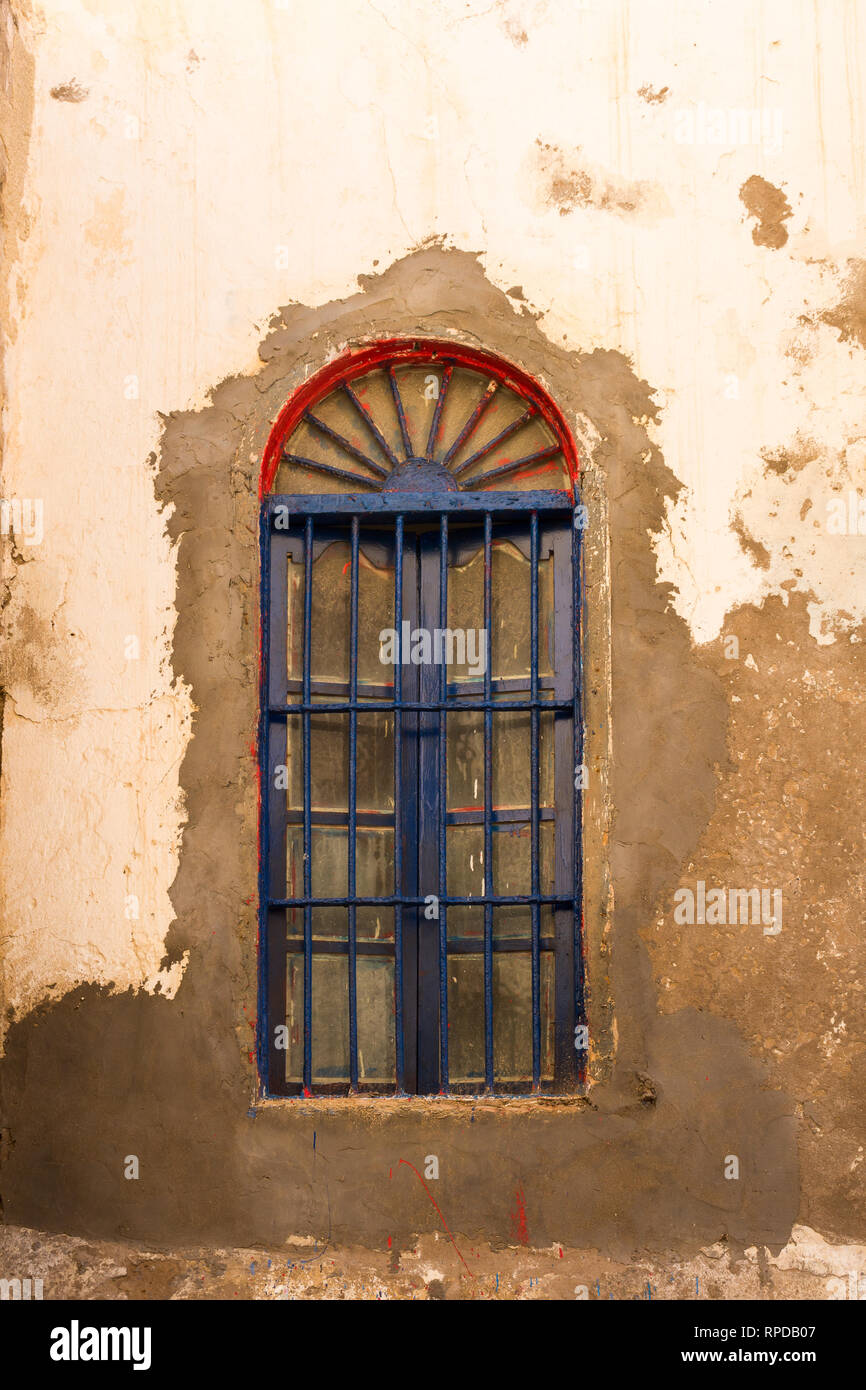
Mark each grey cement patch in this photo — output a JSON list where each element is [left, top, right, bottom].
[[0, 247, 798, 1258]]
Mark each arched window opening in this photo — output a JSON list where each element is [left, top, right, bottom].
[[259, 341, 585, 1096]]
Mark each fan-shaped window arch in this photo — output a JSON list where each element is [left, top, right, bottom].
[[259, 340, 585, 1096]]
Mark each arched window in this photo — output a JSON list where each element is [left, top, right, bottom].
[[259, 340, 585, 1096]]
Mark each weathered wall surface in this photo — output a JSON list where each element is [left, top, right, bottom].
[[0, 0, 863, 1283]]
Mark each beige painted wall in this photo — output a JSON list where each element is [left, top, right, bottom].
[[1, 0, 864, 1028]]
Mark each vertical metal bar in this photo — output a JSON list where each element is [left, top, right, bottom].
[[572, 503, 586, 1084], [530, 511, 541, 1088], [417, 533, 441, 1093], [302, 517, 313, 1092], [348, 516, 360, 1089], [258, 504, 272, 1092], [483, 512, 494, 1091], [400, 539, 421, 1094], [552, 523, 577, 1090], [394, 516, 405, 1093], [438, 512, 449, 1091], [266, 526, 290, 1094]]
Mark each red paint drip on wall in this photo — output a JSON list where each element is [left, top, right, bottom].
[[510, 1186, 529, 1246], [394, 1158, 474, 1277]]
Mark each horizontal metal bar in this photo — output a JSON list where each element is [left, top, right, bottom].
[[283, 807, 555, 827], [283, 674, 558, 698], [286, 809, 394, 827], [446, 806, 555, 825], [285, 677, 395, 698], [285, 937, 397, 955], [270, 697, 571, 714], [267, 490, 574, 515], [272, 894, 571, 907], [442, 676, 557, 695], [284, 936, 557, 955]]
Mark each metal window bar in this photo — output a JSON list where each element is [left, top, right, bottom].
[[261, 491, 581, 1097], [530, 510, 541, 1088], [348, 516, 360, 1089], [394, 516, 405, 1093], [438, 512, 449, 1092], [483, 512, 494, 1091], [302, 516, 313, 1092], [272, 894, 570, 907], [572, 506, 587, 1082], [270, 697, 571, 713]]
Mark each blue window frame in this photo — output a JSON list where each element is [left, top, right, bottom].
[[258, 343, 585, 1097], [260, 488, 584, 1097]]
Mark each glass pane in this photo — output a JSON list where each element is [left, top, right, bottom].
[[285, 709, 394, 812], [310, 540, 350, 683], [312, 954, 349, 1081], [446, 950, 554, 1085], [446, 703, 554, 809], [446, 821, 554, 899], [448, 955, 484, 1083], [285, 952, 305, 1083], [446, 824, 486, 898], [286, 553, 304, 691], [288, 827, 394, 899], [491, 541, 554, 680], [446, 542, 483, 685], [310, 711, 348, 808], [285, 833, 343, 936], [446, 902, 483, 942], [357, 710, 395, 809], [359, 542, 396, 687], [493, 904, 555, 942], [493, 952, 555, 1082], [446, 709, 484, 807], [492, 706, 555, 808], [357, 957, 395, 1083], [357, 906, 394, 941], [310, 904, 346, 942]]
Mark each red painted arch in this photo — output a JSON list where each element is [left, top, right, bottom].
[[259, 337, 579, 498]]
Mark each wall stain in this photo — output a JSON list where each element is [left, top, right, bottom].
[[732, 512, 772, 570], [819, 258, 866, 351], [49, 79, 89, 103], [739, 175, 793, 249], [637, 84, 669, 104], [531, 138, 670, 221]]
